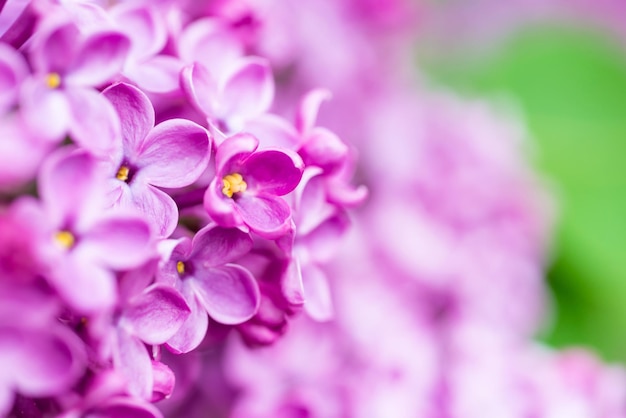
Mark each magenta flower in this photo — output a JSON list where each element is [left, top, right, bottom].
[[0, 284, 86, 417], [111, 283, 190, 400], [25, 148, 154, 313], [157, 224, 260, 353], [103, 82, 211, 237], [204, 133, 303, 239], [21, 19, 129, 153]]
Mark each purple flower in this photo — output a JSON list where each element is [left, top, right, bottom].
[[0, 284, 86, 417], [157, 224, 260, 353], [111, 283, 190, 400], [103, 82, 211, 238], [26, 148, 154, 313], [204, 133, 303, 239], [20, 19, 129, 153]]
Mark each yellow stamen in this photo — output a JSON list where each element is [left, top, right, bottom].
[[176, 261, 185, 275], [222, 173, 247, 198], [55, 230, 75, 249], [45, 72, 61, 89], [116, 165, 130, 182]]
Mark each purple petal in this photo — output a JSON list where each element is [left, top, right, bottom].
[[190, 224, 253, 267], [126, 55, 182, 94], [295, 88, 332, 134], [150, 361, 174, 403], [219, 57, 274, 121], [244, 114, 299, 149], [0, 322, 85, 396], [29, 20, 79, 74], [138, 118, 210, 188], [79, 216, 152, 270], [281, 258, 305, 307], [123, 284, 191, 345], [20, 77, 70, 142], [65, 31, 130, 87], [49, 257, 117, 313], [214, 132, 258, 174], [191, 264, 260, 324], [110, 4, 167, 62], [166, 283, 208, 354], [203, 178, 243, 229], [0, 43, 27, 112], [236, 194, 293, 239], [113, 327, 152, 400], [0, 385, 12, 417], [299, 127, 349, 173], [128, 185, 179, 238], [177, 17, 243, 75], [242, 148, 304, 195], [95, 396, 164, 418], [301, 263, 334, 321], [103, 82, 155, 156], [66, 87, 121, 156], [38, 148, 101, 228], [181, 62, 218, 118]]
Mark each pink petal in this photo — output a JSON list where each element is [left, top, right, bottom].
[[299, 127, 349, 173], [166, 283, 208, 354], [295, 88, 332, 134], [123, 284, 191, 345], [180, 62, 218, 118], [244, 113, 299, 149], [203, 178, 243, 229], [79, 216, 152, 270], [20, 77, 70, 142], [191, 264, 260, 325], [219, 57, 274, 122], [150, 360, 174, 403], [29, 20, 79, 75], [38, 148, 102, 228], [110, 4, 167, 62], [0, 385, 12, 417], [0, 42, 27, 112], [66, 87, 121, 156], [113, 327, 152, 400], [190, 224, 253, 267], [138, 118, 210, 188], [128, 185, 179, 238], [215, 132, 258, 174], [242, 148, 304, 195], [301, 263, 334, 321], [103, 82, 155, 156], [126, 55, 182, 94], [236, 194, 293, 239], [65, 31, 130, 87]]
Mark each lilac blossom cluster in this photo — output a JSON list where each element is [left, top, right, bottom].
[[2, 0, 626, 417], [0, 0, 364, 416]]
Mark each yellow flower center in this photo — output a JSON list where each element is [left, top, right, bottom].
[[116, 165, 130, 182], [176, 261, 185, 275], [45, 72, 61, 89], [222, 173, 247, 198], [55, 230, 75, 249]]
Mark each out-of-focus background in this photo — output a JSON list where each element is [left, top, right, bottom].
[[416, 1, 626, 362]]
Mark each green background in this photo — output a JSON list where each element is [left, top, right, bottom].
[[419, 24, 626, 362]]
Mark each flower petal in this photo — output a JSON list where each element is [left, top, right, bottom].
[[29, 20, 79, 74], [19, 77, 70, 142], [65, 31, 130, 87], [219, 57, 274, 123], [181, 62, 218, 118], [295, 88, 332, 134], [190, 224, 253, 267], [0, 42, 27, 112], [191, 264, 260, 325], [301, 263, 334, 321], [110, 4, 167, 62], [128, 184, 179, 238], [113, 327, 152, 400], [215, 132, 258, 174], [123, 284, 191, 345], [126, 55, 182, 94], [236, 194, 293, 239], [138, 118, 210, 188], [166, 284, 208, 354], [103, 82, 155, 156], [66, 87, 121, 156], [203, 178, 243, 229], [242, 148, 303, 195], [79, 215, 153, 270]]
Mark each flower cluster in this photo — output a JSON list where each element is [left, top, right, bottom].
[[0, 0, 362, 416]]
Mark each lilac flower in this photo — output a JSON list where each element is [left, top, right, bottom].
[[20, 19, 129, 153], [157, 224, 260, 353], [103, 82, 211, 237], [111, 283, 190, 400], [25, 148, 154, 313], [204, 133, 303, 239], [0, 283, 86, 417]]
